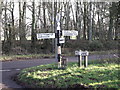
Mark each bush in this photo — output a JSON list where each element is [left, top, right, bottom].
[[65, 40, 89, 51], [2, 41, 11, 55], [2, 39, 118, 55], [65, 40, 105, 51], [88, 40, 104, 51], [102, 40, 118, 50], [11, 47, 28, 55]]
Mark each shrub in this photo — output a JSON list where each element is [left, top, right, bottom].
[[102, 40, 118, 50], [65, 40, 89, 51], [11, 47, 28, 55], [88, 40, 104, 51]]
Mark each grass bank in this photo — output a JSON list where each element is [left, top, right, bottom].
[[0, 54, 54, 61], [0, 50, 118, 61], [17, 58, 119, 88]]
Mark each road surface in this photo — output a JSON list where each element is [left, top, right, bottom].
[[0, 54, 118, 88]]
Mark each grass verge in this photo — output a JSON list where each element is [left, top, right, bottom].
[[17, 58, 120, 88], [0, 50, 118, 61], [0, 54, 54, 61]]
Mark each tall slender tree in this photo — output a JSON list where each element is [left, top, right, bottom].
[[4, 1, 8, 41], [114, 1, 120, 40], [31, 1, 37, 53], [0, 1, 3, 55], [87, 2, 92, 41], [19, 2, 27, 47], [83, 2, 87, 40], [108, 3, 114, 40], [10, 2, 15, 47]]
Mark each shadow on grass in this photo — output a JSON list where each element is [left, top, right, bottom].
[[17, 58, 119, 88], [20, 65, 119, 89]]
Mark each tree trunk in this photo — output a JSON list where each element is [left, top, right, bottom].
[[54, 2, 57, 31], [43, 2, 49, 53], [7, 24, 12, 54], [76, 2, 80, 40], [0, 1, 3, 55], [11, 2, 15, 47], [52, 2, 55, 53], [21, 2, 27, 42], [97, 3, 103, 41], [31, 2, 37, 53], [71, 4, 76, 29], [19, 2, 22, 42], [114, 2, 119, 40], [76, 2, 78, 39], [92, 3, 95, 40], [83, 2, 87, 40], [54, 2, 57, 56], [108, 3, 114, 40], [65, 2, 70, 41], [19, 2, 27, 47], [88, 2, 92, 42], [43, 2, 46, 30], [66, 3, 70, 30], [4, 2, 9, 41]]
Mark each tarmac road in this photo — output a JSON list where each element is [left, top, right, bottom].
[[0, 54, 118, 88]]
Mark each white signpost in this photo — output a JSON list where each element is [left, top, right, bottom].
[[59, 37, 65, 44], [75, 50, 89, 56], [37, 13, 79, 68], [62, 30, 78, 36], [75, 50, 89, 67], [37, 33, 55, 39]]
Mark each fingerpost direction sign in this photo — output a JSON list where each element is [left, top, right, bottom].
[[37, 33, 55, 39]]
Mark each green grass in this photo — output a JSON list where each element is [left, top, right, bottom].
[[0, 50, 118, 61], [18, 58, 120, 88], [89, 49, 118, 55], [0, 54, 54, 61]]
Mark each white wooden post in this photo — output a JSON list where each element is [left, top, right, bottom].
[[78, 50, 82, 67], [75, 50, 89, 67], [37, 12, 78, 69], [84, 51, 89, 67], [56, 13, 62, 68]]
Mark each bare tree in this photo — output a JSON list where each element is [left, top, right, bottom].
[[114, 2, 120, 40], [31, 1, 37, 53], [19, 2, 27, 46], [76, 2, 80, 40], [4, 1, 8, 41], [87, 2, 92, 41], [83, 2, 87, 40], [0, 1, 3, 55], [10, 2, 15, 47], [108, 2, 115, 40]]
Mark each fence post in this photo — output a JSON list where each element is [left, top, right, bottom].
[[75, 50, 89, 68], [84, 54, 88, 67], [78, 55, 82, 67]]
